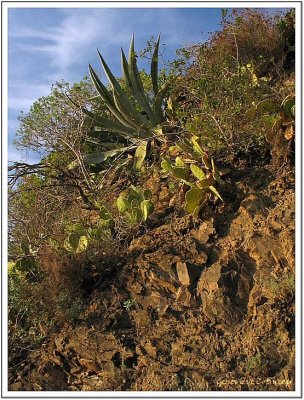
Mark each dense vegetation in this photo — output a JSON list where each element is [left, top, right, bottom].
[[8, 9, 295, 389]]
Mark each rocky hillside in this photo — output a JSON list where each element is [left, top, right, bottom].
[[9, 165, 295, 391]]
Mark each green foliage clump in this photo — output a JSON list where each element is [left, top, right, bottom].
[[117, 185, 154, 225], [161, 135, 223, 214]]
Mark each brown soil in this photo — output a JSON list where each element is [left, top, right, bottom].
[[9, 166, 295, 392]]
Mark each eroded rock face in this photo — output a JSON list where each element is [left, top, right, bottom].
[[10, 174, 295, 392], [197, 251, 255, 330]]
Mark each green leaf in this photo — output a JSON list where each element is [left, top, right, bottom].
[[76, 236, 88, 253], [84, 147, 131, 165], [134, 141, 148, 170], [140, 199, 153, 221], [184, 188, 203, 214], [161, 158, 174, 172], [256, 99, 278, 114], [281, 97, 295, 118], [191, 137, 205, 155], [151, 34, 160, 96], [190, 164, 206, 180], [97, 49, 151, 128], [127, 34, 157, 125], [143, 189, 152, 199], [153, 81, 171, 123], [117, 194, 129, 213], [209, 186, 223, 201], [175, 156, 185, 167], [161, 158, 189, 180], [99, 206, 112, 228], [196, 177, 215, 188], [89, 64, 136, 129]]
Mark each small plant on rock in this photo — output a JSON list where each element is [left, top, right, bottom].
[[117, 185, 154, 225], [161, 135, 224, 215]]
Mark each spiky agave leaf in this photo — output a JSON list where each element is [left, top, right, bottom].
[[97, 49, 151, 128], [84, 147, 132, 165], [151, 35, 161, 96], [153, 81, 171, 123], [127, 34, 157, 125], [89, 64, 137, 129], [82, 108, 136, 136]]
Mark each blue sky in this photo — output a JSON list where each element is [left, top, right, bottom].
[[8, 7, 288, 162], [7, 7, 226, 162]]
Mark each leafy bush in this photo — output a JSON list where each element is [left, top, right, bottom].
[[170, 9, 295, 163]]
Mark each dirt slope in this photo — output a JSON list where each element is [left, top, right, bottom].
[[9, 166, 295, 391]]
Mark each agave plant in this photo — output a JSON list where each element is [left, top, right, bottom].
[[79, 34, 172, 167]]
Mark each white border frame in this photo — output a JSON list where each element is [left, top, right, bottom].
[[1, 1, 302, 398]]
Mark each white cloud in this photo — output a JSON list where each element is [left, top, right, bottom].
[[11, 9, 129, 73], [10, 8, 195, 75]]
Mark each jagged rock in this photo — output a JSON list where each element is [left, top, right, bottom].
[[176, 261, 204, 286], [78, 358, 101, 372], [132, 310, 150, 327], [197, 253, 255, 330], [191, 219, 215, 244]]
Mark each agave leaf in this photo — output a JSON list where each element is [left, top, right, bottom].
[[97, 49, 151, 127], [82, 108, 135, 135], [89, 64, 136, 129], [209, 186, 223, 201], [88, 64, 115, 106], [112, 89, 147, 133], [153, 81, 170, 123], [128, 35, 157, 125], [134, 141, 148, 170], [151, 34, 160, 96], [121, 48, 134, 93], [84, 147, 131, 165], [184, 188, 203, 214], [190, 164, 206, 180]]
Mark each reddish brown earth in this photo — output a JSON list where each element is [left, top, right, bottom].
[[9, 167, 295, 391]]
